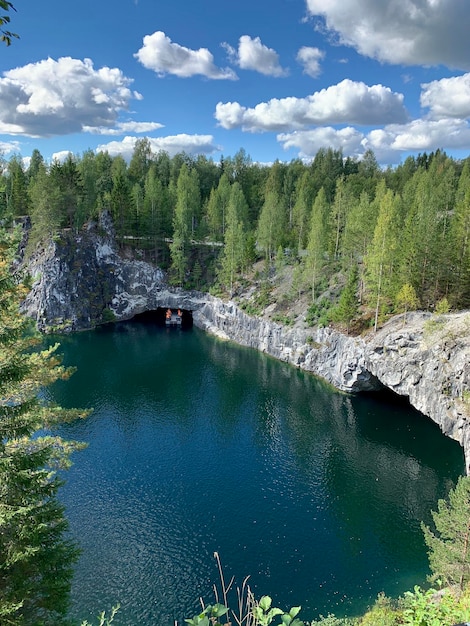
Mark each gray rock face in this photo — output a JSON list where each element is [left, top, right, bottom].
[[22, 222, 470, 473]]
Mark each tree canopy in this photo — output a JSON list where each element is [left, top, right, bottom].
[[0, 228, 87, 624]]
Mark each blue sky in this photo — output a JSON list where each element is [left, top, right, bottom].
[[1, 0, 470, 166]]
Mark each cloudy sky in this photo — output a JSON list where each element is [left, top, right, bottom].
[[1, 0, 470, 165]]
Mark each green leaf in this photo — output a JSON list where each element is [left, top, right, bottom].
[[211, 604, 229, 618], [259, 596, 272, 612]]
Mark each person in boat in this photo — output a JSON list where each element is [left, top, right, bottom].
[[166, 308, 171, 319]]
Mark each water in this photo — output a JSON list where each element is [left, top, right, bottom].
[[45, 320, 465, 625]]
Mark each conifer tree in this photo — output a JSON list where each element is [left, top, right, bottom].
[[331, 265, 359, 332], [364, 188, 401, 331], [256, 190, 285, 264], [422, 476, 470, 591], [206, 173, 231, 241], [305, 188, 330, 301], [217, 182, 247, 296], [0, 229, 86, 624], [170, 164, 199, 285]]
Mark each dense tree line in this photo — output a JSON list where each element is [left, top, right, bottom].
[[1, 142, 469, 325]]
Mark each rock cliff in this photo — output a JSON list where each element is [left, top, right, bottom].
[[21, 218, 470, 473]]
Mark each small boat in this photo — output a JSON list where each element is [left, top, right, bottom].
[[165, 308, 182, 327]]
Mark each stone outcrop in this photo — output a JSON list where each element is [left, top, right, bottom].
[[21, 219, 470, 473]]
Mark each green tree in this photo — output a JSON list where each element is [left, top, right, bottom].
[[206, 173, 231, 241], [49, 154, 85, 230], [110, 171, 132, 240], [422, 476, 470, 591], [292, 170, 314, 253], [0, 229, 86, 624], [450, 161, 470, 307], [170, 164, 199, 285], [217, 182, 247, 296], [6, 155, 28, 217], [0, 0, 18, 45], [364, 188, 401, 331], [395, 283, 420, 323], [305, 187, 330, 301], [331, 266, 359, 332], [256, 189, 286, 264], [128, 138, 152, 187], [27, 163, 63, 253]]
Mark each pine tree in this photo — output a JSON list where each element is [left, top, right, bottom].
[[0, 228, 86, 624], [422, 476, 470, 591], [331, 266, 359, 332]]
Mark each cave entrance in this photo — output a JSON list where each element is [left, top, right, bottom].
[[132, 308, 193, 329]]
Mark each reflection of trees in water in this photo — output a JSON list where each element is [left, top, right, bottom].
[[322, 392, 464, 571]]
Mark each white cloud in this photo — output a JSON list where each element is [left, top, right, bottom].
[[97, 134, 221, 160], [296, 46, 325, 78], [305, 0, 470, 70], [51, 150, 75, 164], [223, 35, 288, 77], [134, 31, 238, 80], [421, 73, 470, 119], [0, 57, 141, 137], [278, 126, 365, 159], [0, 139, 21, 156], [215, 79, 407, 132], [83, 121, 164, 136], [278, 118, 470, 164]]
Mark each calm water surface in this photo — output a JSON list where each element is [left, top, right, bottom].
[[46, 321, 465, 625]]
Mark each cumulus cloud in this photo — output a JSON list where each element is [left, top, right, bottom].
[[83, 121, 164, 136], [215, 79, 407, 132], [305, 0, 470, 70], [296, 46, 325, 78], [0, 57, 141, 137], [222, 35, 288, 77], [421, 73, 470, 119], [278, 118, 470, 163], [134, 31, 237, 80], [0, 139, 21, 156], [97, 134, 221, 160], [278, 126, 365, 160]]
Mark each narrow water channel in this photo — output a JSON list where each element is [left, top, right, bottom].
[[46, 321, 465, 625]]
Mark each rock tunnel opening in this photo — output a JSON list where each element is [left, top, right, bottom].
[[359, 385, 412, 408], [132, 308, 193, 329]]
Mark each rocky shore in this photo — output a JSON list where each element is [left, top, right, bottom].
[[21, 214, 470, 473]]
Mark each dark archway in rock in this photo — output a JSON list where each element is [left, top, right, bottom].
[[132, 308, 193, 329]]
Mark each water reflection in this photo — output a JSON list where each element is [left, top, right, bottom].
[[46, 323, 465, 625]]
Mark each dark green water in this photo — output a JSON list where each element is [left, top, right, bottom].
[[46, 321, 465, 625]]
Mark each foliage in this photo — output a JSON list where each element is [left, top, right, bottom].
[[0, 229, 87, 624], [306, 297, 332, 327], [435, 297, 450, 315], [421, 475, 470, 590], [1, 144, 470, 323], [80, 605, 121, 626], [402, 585, 470, 626], [184, 553, 305, 626], [396, 283, 420, 322], [0, 0, 18, 46]]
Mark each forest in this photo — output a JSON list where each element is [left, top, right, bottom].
[[1, 140, 469, 331]]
